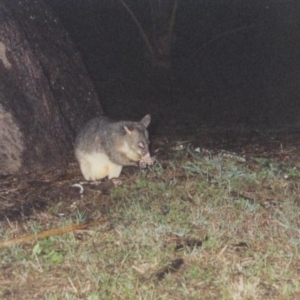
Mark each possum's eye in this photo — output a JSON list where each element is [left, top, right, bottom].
[[138, 142, 145, 149]]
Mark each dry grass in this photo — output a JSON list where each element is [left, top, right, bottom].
[[1, 131, 300, 299]]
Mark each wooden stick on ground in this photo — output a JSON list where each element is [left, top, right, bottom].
[[0, 218, 109, 248]]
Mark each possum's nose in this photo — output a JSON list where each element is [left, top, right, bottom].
[[143, 152, 150, 158], [140, 150, 151, 159]]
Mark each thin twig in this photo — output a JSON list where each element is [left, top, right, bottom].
[[118, 0, 154, 57], [0, 218, 110, 248], [189, 24, 256, 62]]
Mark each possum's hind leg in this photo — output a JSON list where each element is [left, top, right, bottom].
[[76, 151, 123, 180], [77, 152, 110, 180], [78, 159, 95, 181], [107, 163, 123, 179]]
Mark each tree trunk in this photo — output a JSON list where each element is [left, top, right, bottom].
[[0, 0, 102, 175]]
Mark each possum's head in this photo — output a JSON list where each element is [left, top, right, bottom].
[[120, 114, 151, 162]]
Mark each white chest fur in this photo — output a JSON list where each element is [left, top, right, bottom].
[[75, 150, 122, 180]]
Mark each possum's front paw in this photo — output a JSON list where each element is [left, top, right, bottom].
[[139, 153, 154, 168]]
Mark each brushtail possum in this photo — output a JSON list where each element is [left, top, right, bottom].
[[75, 115, 153, 180]]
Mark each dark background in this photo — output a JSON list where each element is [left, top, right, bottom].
[[46, 0, 300, 133]]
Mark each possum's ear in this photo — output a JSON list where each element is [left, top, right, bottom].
[[139, 114, 151, 128], [124, 124, 134, 135]]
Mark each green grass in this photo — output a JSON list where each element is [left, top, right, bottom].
[[1, 146, 300, 299]]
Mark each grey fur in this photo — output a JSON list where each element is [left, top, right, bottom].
[[75, 115, 152, 180]]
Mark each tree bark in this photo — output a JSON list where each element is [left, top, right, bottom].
[[0, 0, 102, 175]]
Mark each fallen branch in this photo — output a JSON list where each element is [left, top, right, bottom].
[[0, 218, 109, 248]]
